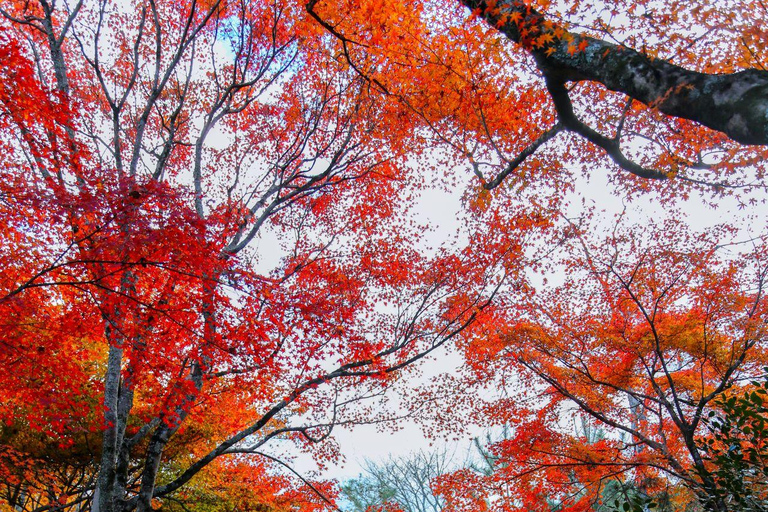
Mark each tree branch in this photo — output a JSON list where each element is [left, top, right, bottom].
[[460, 0, 768, 146]]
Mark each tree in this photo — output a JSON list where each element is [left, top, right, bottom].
[[341, 449, 454, 512], [1, 0, 768, 511], [0, 1, 503, 510], [435, 215, 768, 512]]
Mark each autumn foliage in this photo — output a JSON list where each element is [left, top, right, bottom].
[[0, 0, 767, 511], [433, 215, 768, 511]]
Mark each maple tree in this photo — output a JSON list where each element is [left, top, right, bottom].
[[430, 214, 768, 511], [0, 1, 501, 510], [0, 0, 767, 511]]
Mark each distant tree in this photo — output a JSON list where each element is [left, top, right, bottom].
[[341, 476, 397, 512], [342, 450, 455, 512]]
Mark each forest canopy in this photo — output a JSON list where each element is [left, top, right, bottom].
[[0, 0, 766, 512]]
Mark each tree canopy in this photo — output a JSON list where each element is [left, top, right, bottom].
[[0, 0, 766, 511]]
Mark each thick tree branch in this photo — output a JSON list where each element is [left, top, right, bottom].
[[460, 0, 768, 146]]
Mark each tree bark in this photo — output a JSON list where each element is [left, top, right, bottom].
[[459, 0, 768, 146], [96, 342, 123, 512]]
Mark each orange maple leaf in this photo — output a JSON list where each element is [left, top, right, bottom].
[[538, 32, 554, 45], [508, 11, 523, 24]]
